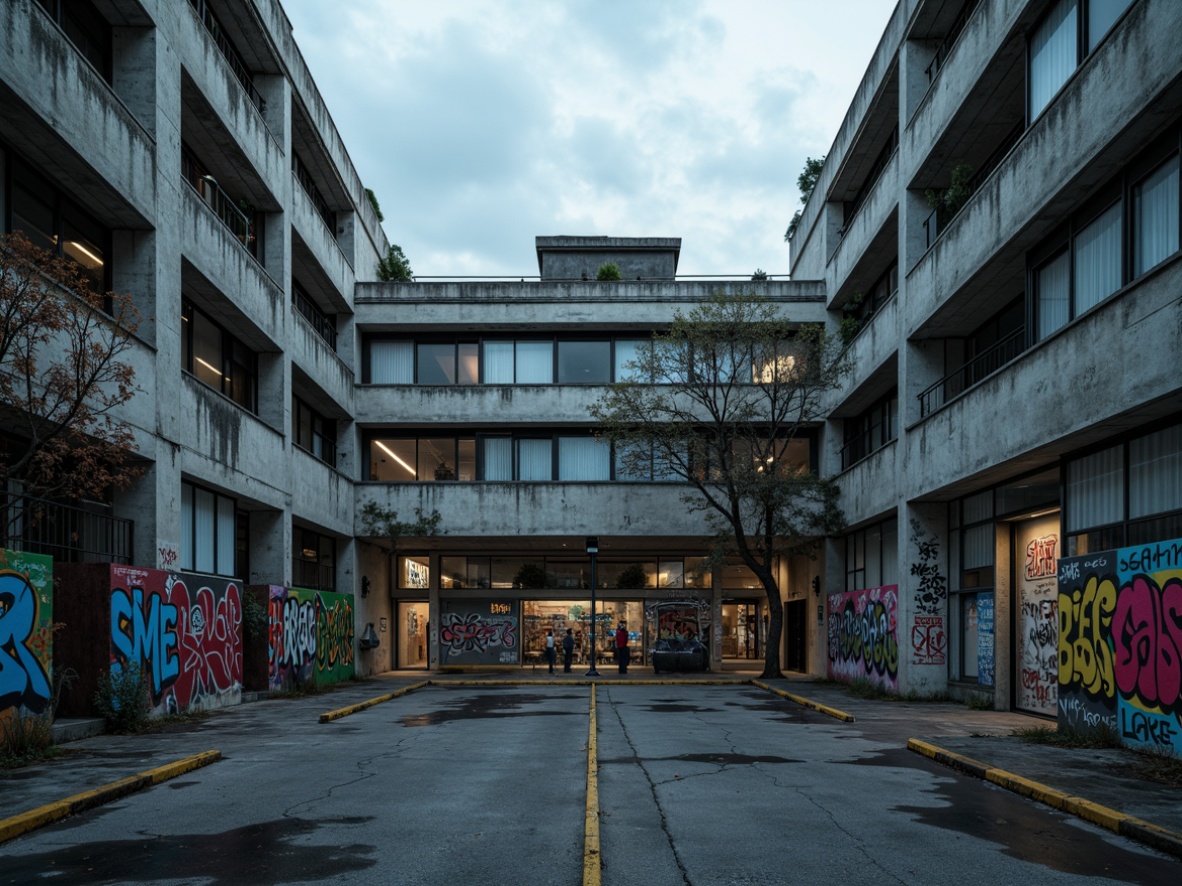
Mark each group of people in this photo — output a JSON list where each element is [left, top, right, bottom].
[[543, 623, 631, 674]]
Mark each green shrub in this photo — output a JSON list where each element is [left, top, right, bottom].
[[0, 711, 55, 768], [94, 667, 151, 733], [596, 262, 621, 281]]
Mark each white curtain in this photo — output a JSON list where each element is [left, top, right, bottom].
[[516, 439, 553, 480], [1073, 201, 1122, 314], [483, 341, 514, 383], [614, 340, 647, 381], [370, 341, 413, 383], [1130, 424, 1182, 519], [1134, 156, 1180, 276], [1067, 445, 1124, 531], [181, 483, 194, 571], [483, 438, 512, 480], [217, 495, 235, 576], [515, 341, 553, 383], [194, 487, 215, 574], [558, 437, 610, 480], [1029, 0, 1078, 119], [1037, 250, 1071, 340]]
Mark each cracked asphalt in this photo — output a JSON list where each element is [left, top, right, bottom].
[[1, 681, 1179, 884]]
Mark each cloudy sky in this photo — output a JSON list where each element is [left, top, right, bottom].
[[282, 0, 896, 278]]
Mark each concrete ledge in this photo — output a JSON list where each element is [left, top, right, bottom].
[[0, 750, 221, 846], [907, 739, 1182, 859], [50, 718, 106, 744], [751, 680, 856, 722]]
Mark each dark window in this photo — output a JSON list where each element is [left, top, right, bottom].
[[181, 300, 259, 413], [36, 0, 112, 82], [5, 155, 109, 294], [841, 390, 897, 469], [293, 153, 336, 233], [292, 281, 337, 350], [557, 341, 611, 383], [844, 519, 898, 592], [294, 397, 337, 466], [293, 526, 335, 591]]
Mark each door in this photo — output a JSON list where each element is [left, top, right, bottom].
[[785, 600, 806, 672], [397, 602, 430, 669], [1013, 515, 1060, 715], [721, 602, 762, 659]]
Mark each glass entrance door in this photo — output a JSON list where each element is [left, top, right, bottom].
[[721, 602, 763, 659], [397, 602, 430, 669]]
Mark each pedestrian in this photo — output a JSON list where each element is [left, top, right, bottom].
[[562, 628, 574, 672], [615, 622, 629, 674], [545, 629, 556, 674]]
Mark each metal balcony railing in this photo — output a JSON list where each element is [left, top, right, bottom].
[[293, 285, 337, 351], [3, 494, 133, 564], [925, 0, 981, 84], [292, 558, 335, 592], [294, 155, 337, 236], [182, 146, 257, 259], [188, 0, 267, 117], [839, 428, 894, 471], [918, 327, 1026, 417]]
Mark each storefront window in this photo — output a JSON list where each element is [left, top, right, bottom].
[[521, 600, 643, 666], [398, 555, 430, 589]]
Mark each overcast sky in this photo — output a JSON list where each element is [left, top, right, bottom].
[[282, 0, 896, 278]]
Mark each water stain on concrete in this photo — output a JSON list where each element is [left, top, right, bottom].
[[0, 816, 377, 885], [399, 693, 583, 727]]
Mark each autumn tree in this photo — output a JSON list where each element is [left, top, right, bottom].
[[590, 292, 849, 678], [0, 231, 141, 538]]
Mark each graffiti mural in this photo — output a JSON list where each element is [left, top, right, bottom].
[[977, 593, 995, 687], [908, 520, 948, 667], [1016, 520, 1059, 714], [827, 585, 899, 691], [644, 597, 712, 648], [0, 550, 53, 718], [439, 600, 519, 666], [109, 566, 243, 715], [267, 587, 355, 690], [1058, 537, 1182, 750]]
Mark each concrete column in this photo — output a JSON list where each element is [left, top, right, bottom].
[[899, 38, 937, 125], [111, 26, 157, 139], [116, 441, 182, 570], [993, 522, 1013, 710], [899, 501, 951, 695], [820, 535, 844, 676], [428, 552, 441, 669], [248, 508, 287, 586]]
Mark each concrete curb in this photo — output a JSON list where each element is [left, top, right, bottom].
[[906, 739, 1182, 859], [318, 681, 430, 722], [583, 684, 601, 886], [751, 680, 856, 722], [0, 749, 222, 846]]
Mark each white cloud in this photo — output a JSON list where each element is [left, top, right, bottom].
[[282, 0, 896, 277]]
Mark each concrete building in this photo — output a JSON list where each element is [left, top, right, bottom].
[[1, 0, 387, 708], [3, 0, 1179, 730], [353, 235, 828, 672], [793, 0, 1182, 720]]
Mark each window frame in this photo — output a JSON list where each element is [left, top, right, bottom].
[[180, 480, 239, 578], [181, 299, 259, 413]]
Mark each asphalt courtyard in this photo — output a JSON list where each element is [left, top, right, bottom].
[[1, 676, 1180, 885]]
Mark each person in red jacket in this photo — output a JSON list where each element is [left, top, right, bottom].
[[615, 622, 629, 674]]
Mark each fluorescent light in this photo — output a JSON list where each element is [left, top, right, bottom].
[[374, 439, 416, 476], [67, 241, 104, 266], [195, 357, 222, 376]]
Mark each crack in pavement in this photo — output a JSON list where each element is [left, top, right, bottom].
[[604, 687, 694, 886], [281, 732, 422, 819]]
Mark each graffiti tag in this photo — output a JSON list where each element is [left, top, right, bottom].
[[0, 570, 52, 714]]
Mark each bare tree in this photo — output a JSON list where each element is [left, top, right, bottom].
[[590, 292, 849, 678], [0, 231, 141, 538]]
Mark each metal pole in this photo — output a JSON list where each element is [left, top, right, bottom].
[[586, 543, 600, 677]]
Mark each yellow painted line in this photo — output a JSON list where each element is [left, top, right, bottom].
[[908, 739, 1182, 858], [751, 680, 855, 722], [583, 684, 601, 886], [319, 680, 430, 722], [0, 750, 221, 846], [438, 679, 747, 687]]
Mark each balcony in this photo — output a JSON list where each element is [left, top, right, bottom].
[[923, 0, 982, 87], [291, 447, 353, 535], [293, 286, 337, 351], [3, 495, 132, 564], [292, 177, 353, 293], [918, 327, 1025, 418], [355, 384, 608, 426], [182, 145, 256, 259], [188, 0, 266, 118]]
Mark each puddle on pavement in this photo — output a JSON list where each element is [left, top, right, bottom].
[[399, 692, 583, 727], [0, 816, 377, 885], [893, 755, 1174, 883]]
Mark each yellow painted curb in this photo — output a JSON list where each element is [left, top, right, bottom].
[[583, 684, 601, 886], [908, 739, 1182, 858], [751, 680, 856, 722], [0, 750, 222, 846], [319, 680, 430, 722]]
